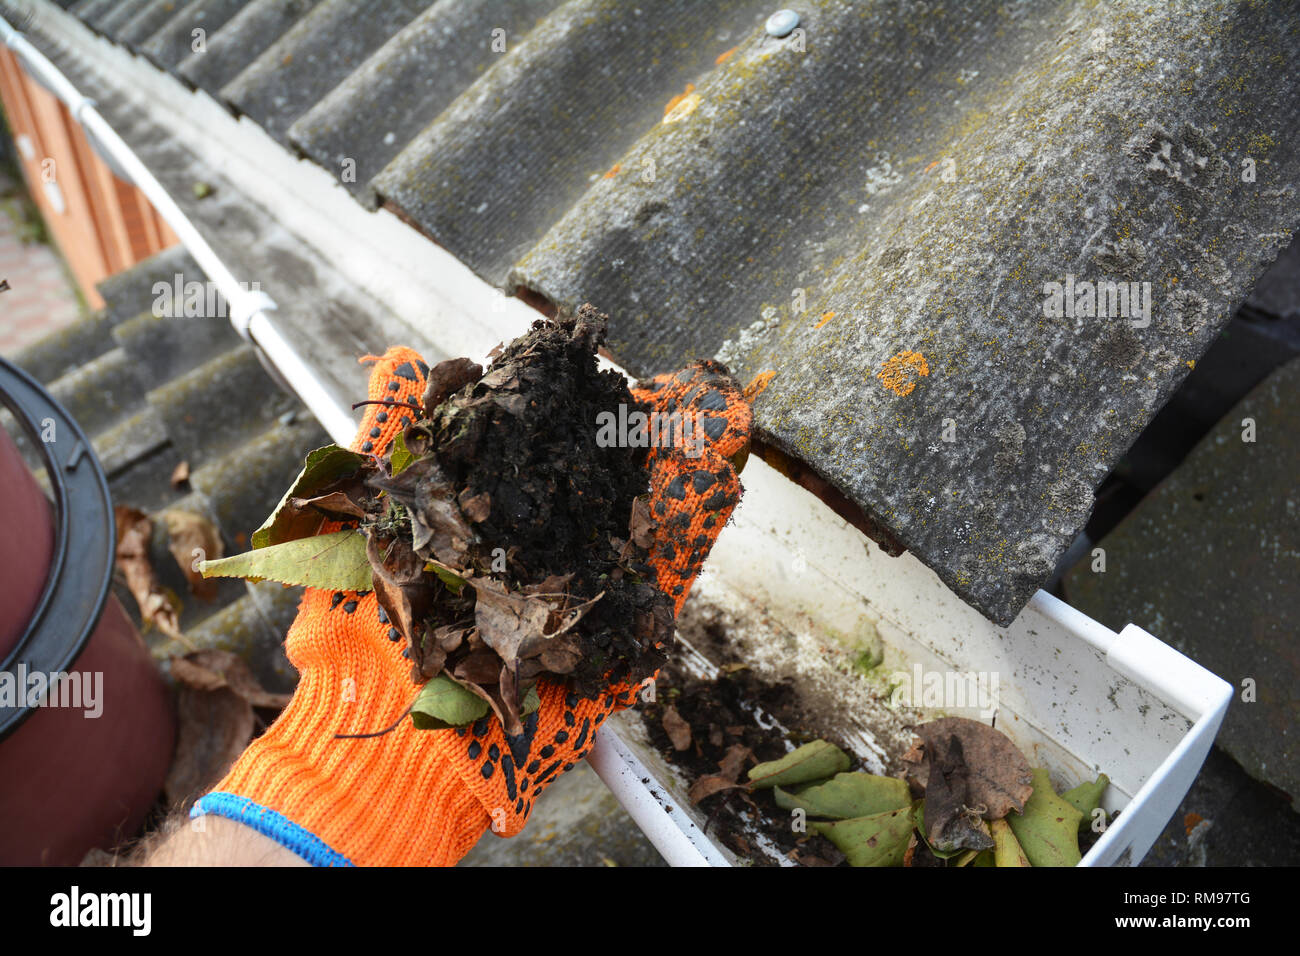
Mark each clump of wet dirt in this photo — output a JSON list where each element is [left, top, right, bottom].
[[423, 309, 651, 581], [634, 581, 927, 865], [641, 661, 848, 866], [675, 579, 924, 772], [362, 305, 675, 730]]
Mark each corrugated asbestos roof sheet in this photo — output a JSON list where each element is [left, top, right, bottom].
[[4, 245, 326, 690], [25, 0, 1300, 623]]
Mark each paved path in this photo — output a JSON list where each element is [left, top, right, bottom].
[[0, 193, 84, 356]]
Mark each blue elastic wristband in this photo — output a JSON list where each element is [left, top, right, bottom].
[[191, 792, 355, 867]]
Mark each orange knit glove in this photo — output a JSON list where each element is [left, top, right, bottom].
[[191, 345, 752, 866]]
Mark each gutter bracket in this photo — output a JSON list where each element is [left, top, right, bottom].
[[229, 289, 278, 342]]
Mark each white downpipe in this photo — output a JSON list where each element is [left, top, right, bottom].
[[0, 13, 357, 445]]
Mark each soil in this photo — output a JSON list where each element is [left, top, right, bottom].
[[432, 309, 650, 581], [424, 306, 671, 694], [635, 581, 922, 866], [364, 305, 674, 719], [641, 661, 852, 865]]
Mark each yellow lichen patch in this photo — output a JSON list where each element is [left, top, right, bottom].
[[603, 162, 622, 179], [877, 350, 930, 397], [743, 369, 777, 404], [715, 45, 738, 65], [663, 84, 700, 124], [814, 310, 836, 329]]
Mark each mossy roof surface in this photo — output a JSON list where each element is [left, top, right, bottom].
[[49, 0, 1300, 623]]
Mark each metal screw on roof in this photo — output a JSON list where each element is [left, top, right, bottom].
[[765, 9, 800, 38]]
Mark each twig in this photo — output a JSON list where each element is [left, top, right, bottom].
[[334, 702, 414, 739], [351, 399, 424, 415]]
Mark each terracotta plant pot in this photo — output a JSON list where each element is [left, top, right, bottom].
[[0, 360, 176, 865]]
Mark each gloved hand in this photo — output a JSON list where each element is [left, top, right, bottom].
[[191, 345, 751, 866]]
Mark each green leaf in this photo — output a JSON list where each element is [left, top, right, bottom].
[[389, 431, 414, 476], [410, 674, 491, 730], [1062, 773, 1109, 829], [811, 806, 914, 867], [747, 740, 851, 790], [1006, 768, 1084, 867], [425, 561, 467, 594], [252, 444, 368, 549], [774, 772, 911, 819], [521, 685, 541, 717], [990, 817, 1032, 867], [200, 529, 372, 592]]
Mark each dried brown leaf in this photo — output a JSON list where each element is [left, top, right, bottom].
[[919, 733, 995, 853], [717, 743, 752, 781], [525, 573, 574, 597], [372, 570, 414, 643], [421, 357, 483, 415], [368, 458, 476, 564], [472, 578, 554, 664], [689, 775, 740, 804], [688, 743, 751, 804], [290, 491, 365, 519], [454, 672, 518, 736], [662, 704, 692, 751], [431, 624, 467, 655], [170, 650, 292, 709], [905, 717, 1033, 820], [163, 509, 223, 601], [496, 661, 539, 736], [366, 533, 432, 670], [163, 685, 253, 809], [417, 640, 448, 680], [454, 648, 504, 685], [537, 635, 582, 674], [457, 490, 491, 523], [114, 506, 189, 648], [628, 495, 656, 550]]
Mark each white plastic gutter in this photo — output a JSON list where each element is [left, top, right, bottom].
[[0, 7, 724, 866], [587, 732, 729, 866], [1024, 591, 1233, 866], [0, 13, 356, 446]]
